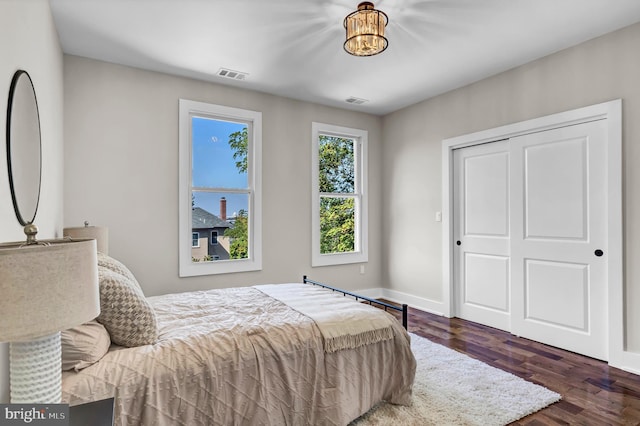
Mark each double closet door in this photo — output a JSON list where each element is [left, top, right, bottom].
[[453, 119, 608, 360]]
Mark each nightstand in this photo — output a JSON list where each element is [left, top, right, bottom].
[[69, 397, 114, 426]]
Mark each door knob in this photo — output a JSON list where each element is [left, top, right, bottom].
[[456, 241, 461, 246], [594, 249, 604, 257]]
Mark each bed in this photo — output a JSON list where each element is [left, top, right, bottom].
[[60, 255, 416, 425]]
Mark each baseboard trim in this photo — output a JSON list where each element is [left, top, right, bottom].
[[356, 287, 446, 317], [612, 351, 640, 375]]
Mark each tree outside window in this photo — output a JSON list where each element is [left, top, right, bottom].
[[179, 99, 262, 277], [312, 123, 368, 267], [319, 135, 356, 254]]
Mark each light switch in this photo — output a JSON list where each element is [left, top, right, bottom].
[[435, 211, 442, 222]]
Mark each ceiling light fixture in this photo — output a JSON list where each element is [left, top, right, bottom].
[[343, 2, 388, 57]]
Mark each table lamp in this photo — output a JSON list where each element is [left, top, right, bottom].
[[64, 221, 109, 255], [0, 230, 99, 403]]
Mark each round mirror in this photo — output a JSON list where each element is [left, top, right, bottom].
[[6, 70, 42, 226]]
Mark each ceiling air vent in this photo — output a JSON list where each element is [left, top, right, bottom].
[[217, 68, 248, 81], [345, 96, 368, 105]]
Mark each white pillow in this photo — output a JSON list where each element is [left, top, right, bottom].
[[61, 320, 111, 371]]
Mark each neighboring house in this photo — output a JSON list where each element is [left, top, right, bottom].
[[191, 203, 232, 261]]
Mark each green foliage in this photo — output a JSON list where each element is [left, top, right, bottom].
[[224, 209, 249, 259], [320, 197, 355, 254], [319, 136, 354, 193], [318, 135, 356, 254], [226, 128, 249, 259], [228, 127, 248, 174]]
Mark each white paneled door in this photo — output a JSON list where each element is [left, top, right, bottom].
[[510, 120, 608, 360], [453, 141, 511, 331], [453, 119, 608, 360]]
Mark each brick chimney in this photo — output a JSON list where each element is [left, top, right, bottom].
[[220, 197, 227, 221]]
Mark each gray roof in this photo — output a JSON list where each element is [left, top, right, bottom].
[[192, 207, 231, 229]]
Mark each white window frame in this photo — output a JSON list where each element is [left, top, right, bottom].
[[192, 232, 200, 248], [210, 230, 218, 245], [179, 99, 262, 276], [311, 122, 368, 267]]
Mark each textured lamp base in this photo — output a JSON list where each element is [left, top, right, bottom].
[[10, 332, 62, 403]]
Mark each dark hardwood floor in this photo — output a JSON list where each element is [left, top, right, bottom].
[[381, 302, 640, 425]]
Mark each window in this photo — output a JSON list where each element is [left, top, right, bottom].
[[179, 100, 262, 276], [311, 122, 368, 266], [192, 232, 200, 248]]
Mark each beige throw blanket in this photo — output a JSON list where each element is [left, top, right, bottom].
[[255, 283, 395, 353]]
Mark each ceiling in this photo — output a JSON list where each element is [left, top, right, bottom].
[[50, 0, 640, 115]]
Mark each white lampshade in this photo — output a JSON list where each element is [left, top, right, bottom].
[[0, 239, 100, 341], [0, 238, 100, 402], [64, 224, 109, 255]]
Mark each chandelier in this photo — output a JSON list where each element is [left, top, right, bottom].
[[343, 2, 388, 57]]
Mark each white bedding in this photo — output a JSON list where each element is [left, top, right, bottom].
[[62, 284, 416, 425]]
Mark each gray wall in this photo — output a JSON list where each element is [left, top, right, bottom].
[[382, 22, 640, 352], [3, 1, 639, 402], [63, 56, 383, 297], [0, 0, 64, 403]]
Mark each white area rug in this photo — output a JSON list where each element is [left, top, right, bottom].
[[353, 333, 561, 426]]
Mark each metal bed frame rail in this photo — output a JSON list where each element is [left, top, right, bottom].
[[302, 275, 408, 330]]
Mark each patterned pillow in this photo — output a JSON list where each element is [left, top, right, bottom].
[[97, 267, 158, 347], [97, 252, 143, 292]]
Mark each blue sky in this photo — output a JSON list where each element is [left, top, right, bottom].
[[192, 116, 248, 218]]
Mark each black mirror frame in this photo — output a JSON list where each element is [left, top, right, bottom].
[[6, 69, 42, 226]]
